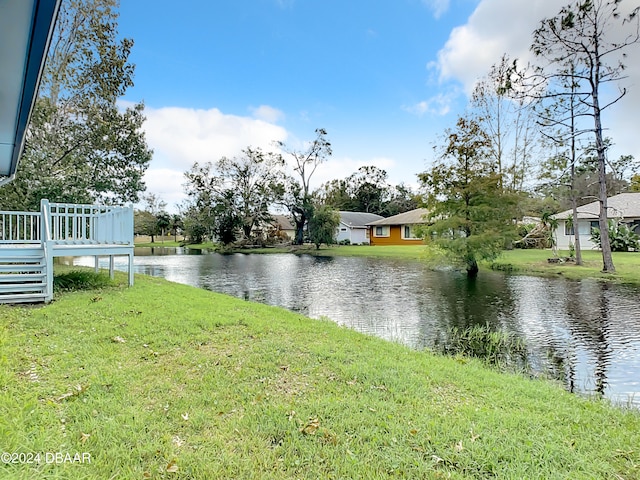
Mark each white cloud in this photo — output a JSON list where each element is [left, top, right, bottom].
[[435, 0, 560, 93], [422, 0, 450, 19], [140, 106, 289, 210], [433, 0, 640, 166], [404, 92, 455, 116], [250, 105, 285, 123]]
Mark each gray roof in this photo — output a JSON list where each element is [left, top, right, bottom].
[[366, 208, 430, 226], [553, 193, 640, 220], [339, 211, 384, 228], [271, 214, 295, 230]]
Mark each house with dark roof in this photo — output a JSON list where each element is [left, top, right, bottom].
[[366, 208, 429, 246], [552, 192, 640, 249], [336, 211, 384, 244]]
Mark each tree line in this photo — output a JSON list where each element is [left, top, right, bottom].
[[176, 129, 420, 248]]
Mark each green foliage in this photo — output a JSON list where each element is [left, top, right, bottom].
[[0, 0, 152, 211], [307, 205, 340, 249], [319, 166, 420, 216], [134, 193, 168, 242], [434, 324, 528, 373], [53, 270, 114, 292], [419, 116, 518, 276], [183, 147, 285, 243], [590, 220, 640, 252], [278, 129, 332, 244]]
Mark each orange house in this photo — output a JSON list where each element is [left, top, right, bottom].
[[366, 208, 429, 246]]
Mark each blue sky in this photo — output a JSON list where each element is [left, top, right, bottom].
[[116, 0, 640, 210]]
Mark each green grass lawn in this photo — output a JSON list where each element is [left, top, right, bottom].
[[489, 249, 640, 284], [1, 273, 639, 479]]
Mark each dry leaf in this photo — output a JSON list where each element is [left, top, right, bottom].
[[409, 428, 418, 436], [166, 460, 179, 473], [287, 410, 296, 421], [181, 412, 189, 421], [112, 336, 126, 344], [455, 440, 464, 452], [172, 435, 185, 447], [300, 418, 320, 435], [80, 432, 90, 444], [56, 384, 89, 402]]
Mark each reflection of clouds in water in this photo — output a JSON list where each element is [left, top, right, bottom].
[[71, 251, 640, 407]]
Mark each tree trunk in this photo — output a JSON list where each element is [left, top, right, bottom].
[[571, 200, 582, 266], [466, 259, 479, 278], [596, 124, 615, 273]]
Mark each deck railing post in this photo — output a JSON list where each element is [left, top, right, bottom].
[[40, 199, 54, 302]]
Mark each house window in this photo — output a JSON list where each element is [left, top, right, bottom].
[[374, 226, 389, 237], [590, 221, 600, 231], [340, 228, 347, 231], [402, 225, 420, 240], [564, 221, 574, 236]]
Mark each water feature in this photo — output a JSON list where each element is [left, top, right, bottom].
[[68, 248, 640, 406]]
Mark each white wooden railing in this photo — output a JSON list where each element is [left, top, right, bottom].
[[0, 211, 42, 243], [42, 200, 133, 245], [0, 200, 134, 303]]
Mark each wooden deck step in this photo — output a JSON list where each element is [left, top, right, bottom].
[[0, 292, 48, 303], [0, 271, 46, 281], [0, 246, 47, 303], [0, 283, 46, 293]]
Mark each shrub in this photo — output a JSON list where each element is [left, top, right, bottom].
[[54, 270, 115, 292], [590, 220, 640, 252]]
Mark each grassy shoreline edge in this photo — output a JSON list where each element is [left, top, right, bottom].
[[1, 273, 639, 478]]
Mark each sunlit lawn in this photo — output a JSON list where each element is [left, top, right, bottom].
[[1, 273, 640, 479], [490, 249, 640, 284]]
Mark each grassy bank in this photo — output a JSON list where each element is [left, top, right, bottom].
[[489, 249, 640, 284], [1, 274, 639, 479]]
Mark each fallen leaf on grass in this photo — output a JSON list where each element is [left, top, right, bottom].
[[56, 384, 89, 402], [166, 460, 179, 473], [172, 436, 185, 447], [112, 336, 126, 344], [80, 432, 90, 444], [455, 440, 464, 452], [181, 412, 189, 421], [300, 418, 320, 435]]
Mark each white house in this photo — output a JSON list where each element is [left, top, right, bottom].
[[553, 192, 640, 250], [336, 211, 384, 245]]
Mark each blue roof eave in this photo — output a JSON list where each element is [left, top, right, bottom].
[[0, 0, 61, 185]]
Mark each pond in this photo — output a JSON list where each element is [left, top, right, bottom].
[[67, 248, 640, 407]]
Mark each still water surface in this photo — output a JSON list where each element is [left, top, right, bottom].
[[70, 248, 640, 406]]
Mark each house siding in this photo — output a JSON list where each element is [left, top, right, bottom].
[[336, 226, 369, 244], [370, 225, 424, 246]]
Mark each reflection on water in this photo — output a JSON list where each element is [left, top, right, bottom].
[[69, 248, 640, 406]]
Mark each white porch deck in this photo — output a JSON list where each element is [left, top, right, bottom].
[[0, 199, 134, 303]]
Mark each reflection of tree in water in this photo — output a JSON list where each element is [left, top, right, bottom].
[[550, 282, 613, 397], [423, 272, 530, 368], [430, 272, 515, 329]]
